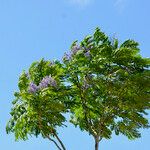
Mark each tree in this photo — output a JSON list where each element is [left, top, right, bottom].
[[6, 59, 68, 150], [7, 28, 150, 150], [62, 28, 150, 150]]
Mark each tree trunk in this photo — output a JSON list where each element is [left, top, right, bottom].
[[95, 137, 99, 150]]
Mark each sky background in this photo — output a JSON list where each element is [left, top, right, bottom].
[[0, 0, 150, 150]]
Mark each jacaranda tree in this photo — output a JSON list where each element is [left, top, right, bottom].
[[7, 28, 150, 150]]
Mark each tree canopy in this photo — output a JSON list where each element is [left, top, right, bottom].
[[6, 28, 150, 150], [63, 28, 150, 149], [6, 60, 67, 150]]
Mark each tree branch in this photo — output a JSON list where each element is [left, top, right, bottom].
[[53, 131, 66, 150], [38, 113, 64, 150], [46, 135, 62, 150], [75, 74, 97, 137]]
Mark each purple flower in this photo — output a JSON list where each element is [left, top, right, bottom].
[[28, 82, 39, 93], [48, 76, 57, 87], [39, 75, 57, 89], [63, 52, 72, 61], [71, 45, 81, 55], [84, 51, 90, 58], [83, 45, 93, 52]]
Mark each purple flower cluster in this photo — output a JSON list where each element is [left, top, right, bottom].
[[63, 52, 72, 61], [62, 44, 92, 62], [28, 82, 39, 93], [28, 75, 57, 94], [71, 45, 81, 55], [83, 46, 92, 58], [84, 51, 90, 57], [39, 75, 57, 89]]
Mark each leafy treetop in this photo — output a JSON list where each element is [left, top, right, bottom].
[[6, 59, 67, 150], [63, 27, 150, 149]]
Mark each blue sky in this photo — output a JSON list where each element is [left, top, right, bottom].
[[0, 0, 150, 150]]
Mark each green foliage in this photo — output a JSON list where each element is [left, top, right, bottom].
[[7, 28, 150, 150], [6, 59, 68, 141], [63, 28, 150, 141]]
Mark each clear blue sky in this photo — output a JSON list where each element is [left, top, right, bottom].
[[0, 0, 150, 150]]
